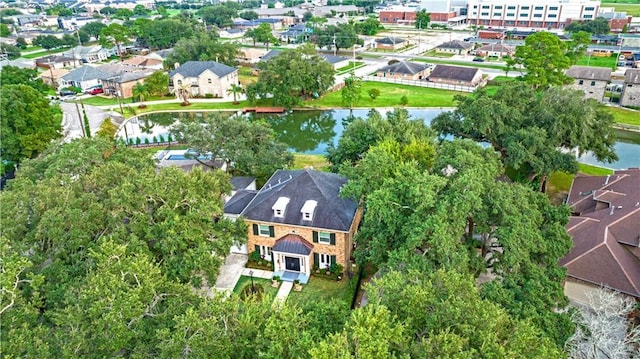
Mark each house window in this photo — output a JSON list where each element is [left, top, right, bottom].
[[481, 12, 489, 16], [584, 15, 593, 19], [481, 5, 489, 9], [494, 5, 502, 9], [253, 224, 274, 237], [259, 225, 270, 236], [177, 80, 182, 85], [579, 80, 584, 85], [256, 245, 272, 261], [208, 78, 212, 84], [521, 6, 529, 10], [507, 13, 515, 17], [318, 253, 331, 269], [591, 81, 596, 86], [548, 14, 557, 18], [318, 232, 331, 244]]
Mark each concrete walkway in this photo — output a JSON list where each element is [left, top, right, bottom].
[[241, 267, 273, 279], [213, 254, 248, 294], [274, 281, 293, 306]]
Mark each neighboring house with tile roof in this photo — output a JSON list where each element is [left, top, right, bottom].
[[374, 36, 406, 50], [223, 169, 362, 282], [376, 60, 431, 80], [428, 64, 483, 87], [38, 67, 69, 87], [434, 40, 473, 55], [620, 69, 640, 107], [237, 48, 268, 64], [560, 168, 640, 299], [565, 65, 612, 102], [168, 61, 239, 99], [475, 44, 514, 58], [121, 56, 163, 70]]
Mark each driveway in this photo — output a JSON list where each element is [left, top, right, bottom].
[[214, 253, 248, 293]]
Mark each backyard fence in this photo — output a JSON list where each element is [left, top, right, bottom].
[[361, 75, 477, 93]]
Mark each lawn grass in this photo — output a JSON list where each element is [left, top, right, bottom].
[[233, 276, 279, 300], [286, 274, 357, 307], [604, 3, 640, 16], [422, 50, 457, 58], [22, 47, 71, 59], [120, 101, 251, 118], [307, 81, 460, 108], [292, 153, 330, 171], [336, 61, 365, 73], [578, 163, 615, 176], [606, 106, 640, 126], [412, 57, 507, 71], [547, 164, 614, 203], [75, 96, 120, 106], [576, 54, 618, 68]]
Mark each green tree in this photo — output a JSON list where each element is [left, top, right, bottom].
[[0, 84, 62, 165], [353, 16, 383, 35], [432, 83, 617, 190], [341, 72, 362, 109], [566, 30, 591, 65], [113, 8, 134, 20], [239, 10, 258, 20], [0, 65, 49, 93], [0, 43, 20, 59], [415, 9, 430, 29], [367, 88, 380, 99], [247, 44, 335, 109], [565, 17, 610, 35], [226, 83, 243, 104], [303, 10, 313, 22], [314, 23, 359, 52], [32, 34, 64, 50], [133, 4, 150, 15], [198, 4, 238, 28], [80, 21, 107, 39], [171, 113, 293, 183], [506, 31, 572, 89], [245, 23, 279, 50], [0, 23, 10, 37], [143, 70, 169, 96], [132, 81, 150, 105], [99, 23, 131, 60], [96, 118, 118, 139], [165, 32, 239, 67]]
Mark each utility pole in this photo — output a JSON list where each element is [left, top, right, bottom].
[[333, 34, 336, 56]]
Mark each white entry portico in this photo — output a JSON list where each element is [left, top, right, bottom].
[[272, 234, 314, 278]]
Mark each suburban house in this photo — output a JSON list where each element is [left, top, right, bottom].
[[374, 36, 407, 50], [322, 54, 350, 70], [565, 65, 612, 102], [620, 69, 640, 107], [223, 169, 362, 283], [59, 65, 110, 91], [219, 28, 245, 38], [63, 45, 111, 63], [279, 23, 312, 43], [101, 70, 153, 98], [237, 48, 268, 64], [35, 55, 81, 70], [434, 40, 473, 55], [121, 56, 163, 70], [428, 64, 483, 87], [475, 44, 514, 58], [169, 61, 239, 99], [376, 61, 431, 80], [38, 68, 69, 87], [559, 168, 640, 302]]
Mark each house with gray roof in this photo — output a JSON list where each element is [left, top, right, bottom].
[[168, 61, 239, 99], [560, 168, 640, 301], [428, 64, 483, 87], [620, 69, 640, 107], [435, 40, 473, 55], [374, 36, 406, 50], [376, 61, 431, 80], [60, 65, 110, 91], [565, 65, 612, 102], [223, 169, 362, 283], [63, 45, 111, 63]]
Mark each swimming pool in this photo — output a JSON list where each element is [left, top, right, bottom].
[[166, 154, 211, 160]]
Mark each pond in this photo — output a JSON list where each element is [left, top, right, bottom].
[[119, 109, 640, 171]]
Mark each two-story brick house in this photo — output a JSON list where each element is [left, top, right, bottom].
[[565, 65, 611, 102], [169, 61, 239, 99], [224, 169, 362, 282]]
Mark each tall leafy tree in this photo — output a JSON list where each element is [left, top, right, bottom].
[[566, 30, 591, 65], [245, 23, 278, 50], [353, 16, 383, 35], [170, 112, 293, 183], [79, 21, 106, 39], [565, 17, 610, 35], [415, 9, 430, 29], [506, 31, 572, 89], [165, 31, 239, 67], [0, 65, 49, 93], [198, 4, 238, 27], [314, 23, 359, 52], [0, 84, 62, 166], [246, 44, 335, 109], [143, 70, 169, 96], [431, 83, 617, 190], [99, 23, 131, 60], [341, 72, 362, 109]]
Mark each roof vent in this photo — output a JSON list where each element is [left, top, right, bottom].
[[301, 200, 317, 221], [604, 175, 610, 185], [272, 197, 290, 218]]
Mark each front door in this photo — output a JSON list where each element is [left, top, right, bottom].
[[284, 256, 301, 272]]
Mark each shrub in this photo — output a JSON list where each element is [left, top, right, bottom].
[[294, 279, 300, 284], [158, 134, 165, 143], [144, 138, 150, 144], [204, 93, 214, 98], [250, 250, 261, 262], [355, 55, 363, 60], [368, 88, 380, 99], [329, 263, 343, 274], [400, 95, 408, 106], [273, 275, 280, 281], [167, 134, 173, 143], [135, 137, 141, 145], [152, 136, 158, 143], [240, 283, 264, 300]]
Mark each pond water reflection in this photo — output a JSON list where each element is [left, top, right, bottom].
[[128, 108, 640, 170]]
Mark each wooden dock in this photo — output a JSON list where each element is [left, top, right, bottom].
[[242, 107, 287, 114]]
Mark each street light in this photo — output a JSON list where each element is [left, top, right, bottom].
[[249, 270, 255, 293]]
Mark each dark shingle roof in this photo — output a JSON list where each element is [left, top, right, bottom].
[[61, 65, 110, 82], [560, 169, 640, 298], [240, 169, 358, 232], [321, 54, 348, 64], [169, 61, 237, 78], [566, 65, 611, 81], [230, 176, 255, 191], [624, 69, 640, 85], [476, 44, 513, 53], [272, 234, 314, 255], [429, 64, 479, 82], [225, 190, 258, 215], [375, 36, 405, 45], [260, 49, 282, 61], [435, 40, 473, 50], [378, 61, 429, 75]]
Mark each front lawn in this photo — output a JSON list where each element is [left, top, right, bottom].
[[233, 275, 279, 300], [287, 274, 358, 308], [22, 47, 71, 59], [292, 153, 330, 171], [422, 50, 456, 58], [576, 54, 617, 69], [547, 164, 614, 204], [412, 57, 507, 71], [307, 81, 461, 108], [336, 61, 365, 73], [607, 107, 640, 127], [120, 100, 251, 118]]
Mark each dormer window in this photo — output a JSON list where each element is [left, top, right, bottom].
[[272, 197, 290, 218], [301, 200, 317, 221]]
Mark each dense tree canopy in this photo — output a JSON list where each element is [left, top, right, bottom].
[[314, 23, 359, 52], [165, 31, 239, 67], [0, 65, 49, 93], [132, 18, 197, 50], [431, 83, 617, 189], [246, 44, 335, 109], [170, 112, 293, 184], [198, 3, 239, 28], [244, 23, 279, 49], [506, 31, 572, 89], [99, 23, 131, 59], [353, 16, 383, 35], [415, 9, 430, 29], [565, 17, 610, 35], [0, 84, 62, 166]]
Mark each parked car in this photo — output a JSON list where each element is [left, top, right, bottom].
[[472, 57, 485, 62], [59, 89, 76, 96], [87, 87, 104, 95]]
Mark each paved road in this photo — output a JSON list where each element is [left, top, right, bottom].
[[60, 101, 123, 141]]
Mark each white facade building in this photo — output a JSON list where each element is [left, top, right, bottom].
[[466, 0, 601, 29]]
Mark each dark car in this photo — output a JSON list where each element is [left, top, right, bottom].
[[472, 57, 485, 62], [59, 89, 76, 96], [87, 87, 104, 95]]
